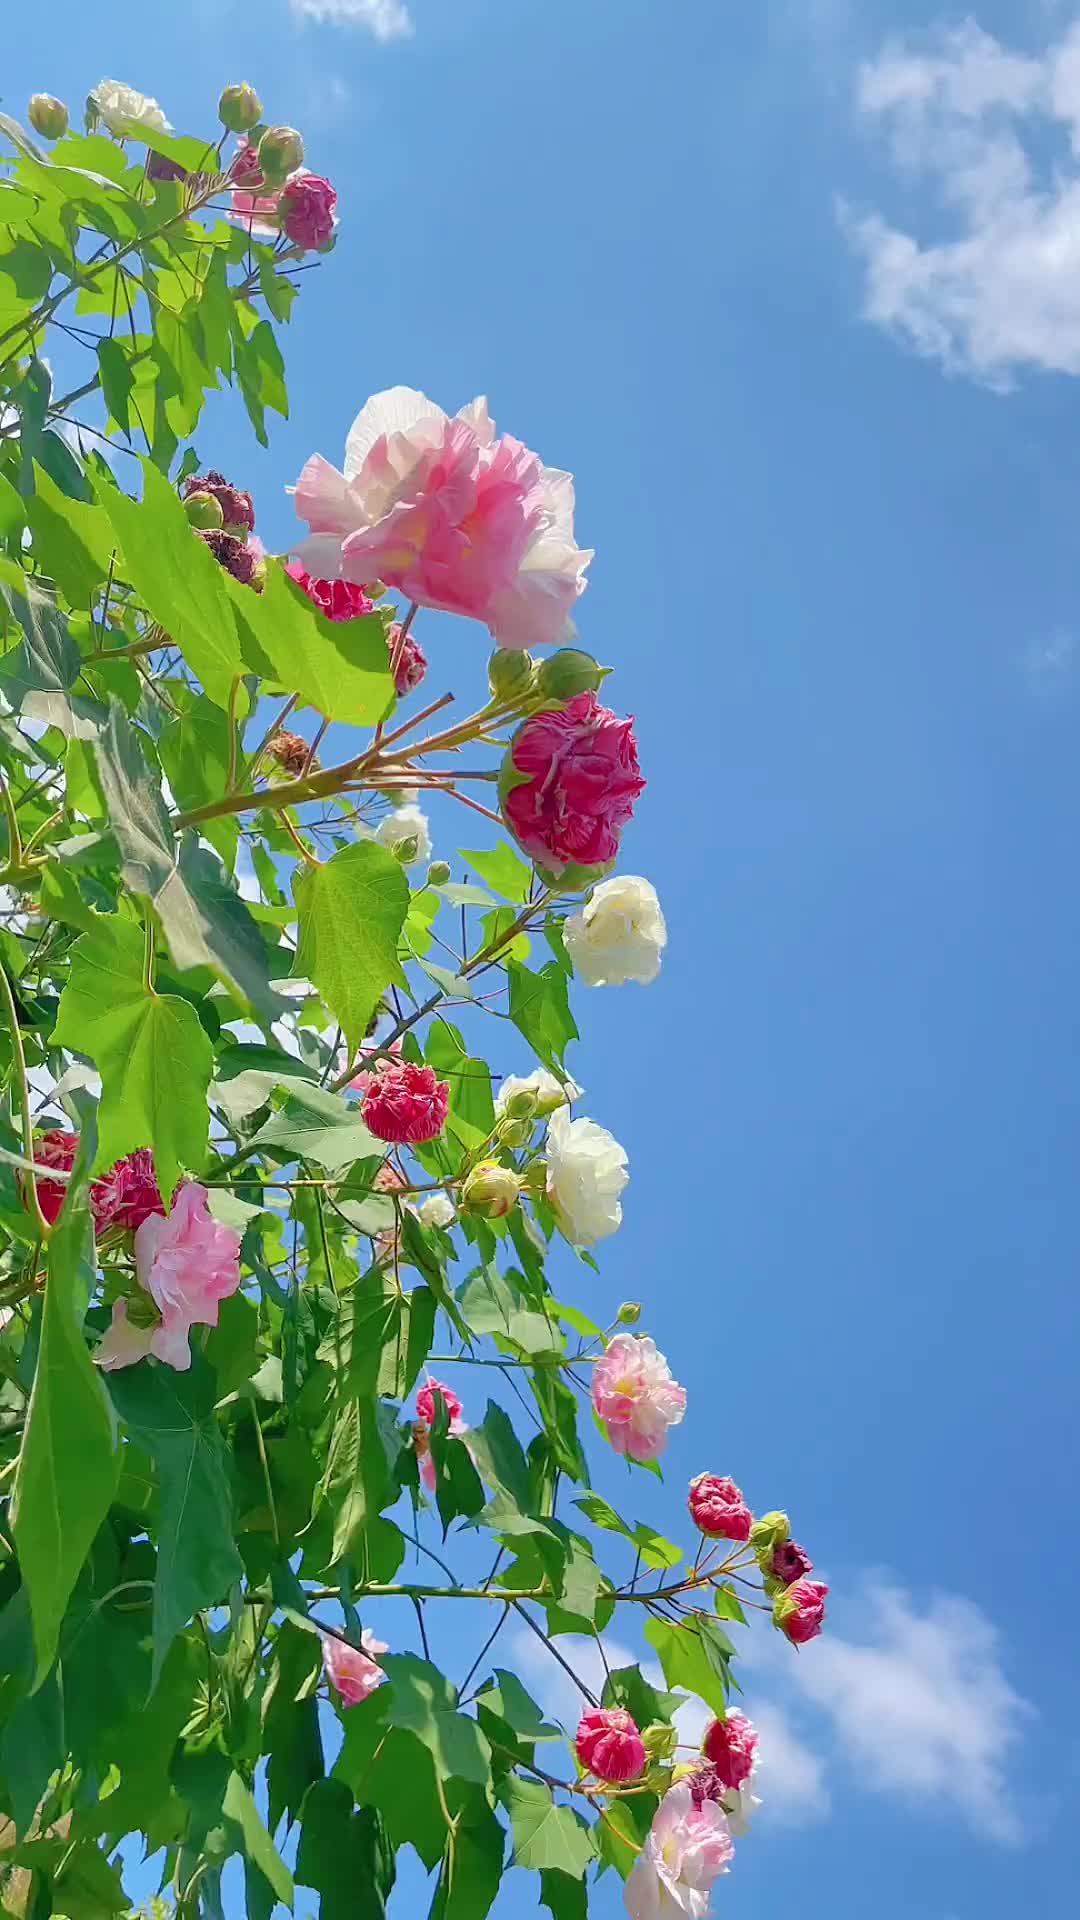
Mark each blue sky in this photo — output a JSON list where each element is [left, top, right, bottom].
[[11, 0, 1080, 1912]]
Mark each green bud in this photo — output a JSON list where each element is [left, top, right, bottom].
[[617, 1301, 641, 1324], [459, 1160, 522, 1219], [505, 1088, 539, 1120], [183, 489, 224, 531], [641, 1722, 678, 1762], [218, 83, 263, 134], [366, 579, 388, 599], [536, 647, 605, 702], [749, 1510, 790, 1568], [257, 124, 304, 186], [523, 1160, 548, 1195], [427, 860, 452, 886], [392, 835, 419, 866], [497, 1118, 531, 1150], [488, 648, 535, 702], [28, 93, 68, 140]]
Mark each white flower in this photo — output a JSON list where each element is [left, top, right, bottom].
[[624, 1785, 733, 1920], [721, 1775, 761, 1838], [563, 875, 667, 987], [544, 1107, 627, 1247], [92, 79, 172, 138], [416, 1191, 456, 1231], [375, 803, 431, 866], [495, 1067, 583, 1116]]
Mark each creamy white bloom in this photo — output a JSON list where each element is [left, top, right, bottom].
[[544, 1107, 628, 1247], [563, 875, 667, 987], [495, 1067, 583, 1116], [624, 1785, 733, 1920], [375, 803, 431, 865], [721, 1775, 761, 1838], [416, 1191, 456, 1231], [92, 79, 172, 138]]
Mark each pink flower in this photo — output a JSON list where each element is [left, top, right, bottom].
[[183, 470, 255, 535], [228, 145, 281, 236], [625, 1784, 734, 1920], [291, 386, 592, 651], [361, 1062, 449, 1145], [322, 1629, 388, 1707], [285, 561, 373, 621], [702, 1712, 758, 1791], [97, 1183, 242, 1373], [687, 1474, 752, 1543], [591, 1333, 687, 1463], [386, 621, 427, 697], [32, 1133, 164, 1234], [414, 1381, 467, 1492], [772, 1539, 814, 1585], [773, 1577, 828, 1646], [416, 1379, 463, 1426], [503, 692, 644, 874], [279, 172, 337, 250], [574, 1708, 646, 1784], [108, 1148, 166, 1232], [230, 142, 265, 189]]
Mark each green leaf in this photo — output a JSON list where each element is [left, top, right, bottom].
[[642, 1615, 732, 1720], [468, 1401, 532, 1511], [334, 1694, 448, 1870], [318, 1270, 435, 1400], [11, 1129, 120, 1686], [425, 1020, 495, 1152], [106, 1356, 244, 1684], [97, 338, 134, 435], [156, 686, 243, 867], [264, 1625, 324, 1833], [595, 1791, 656, 1882], [25, 460, 115, 605], [297, 1781, 395, 1920], [540, 1869, 589, 1920], [498, 1776, 595, 1875], [234, 317, 288, 445], [222, 1770, 293, 1907], [460, 842, 532, 903], [0, 575, 104, 739], [713, 1584, 749, 1625], [253, 1080, 381, 1173], [293, 841, 409, 1050], [474, 1670, 562, 1749], [52, 913, 213, 1205], [210, 1040, 319, 1123], [379, 1655, 492, 1789], [225, 559, 394, 725], [429, 1395, 486, 1536], [573, 1494, 682, 1572], [94, 460, 245, 708], [507, 959, 578, 1072], [430, 1785, 505, 1920]]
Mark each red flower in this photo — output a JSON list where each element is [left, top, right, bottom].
[[279, 173, 337, 250], [184, 470, 255, 535], [702, 1711, 758, 1790], [503, 692, 644, 873], [416, 1379, 463, 1426], [774, 1578, 829, 1645], [33, 1133, 164, 1234], [386, 621, 428, 697], [360, 1062, 449, 1144], [687, 1473, 753, 1542], [574, 1708, 646, 1785], [772, 1539, 814, 1585], [285, 562, 373, 622], [198, 530, 264, 590]]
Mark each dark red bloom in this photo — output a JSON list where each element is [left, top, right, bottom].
[[266, 729, 310, 778], [772, 1539, 814, 1585], [386, 622, 427, 697], [360, 1063, 449, 1145], [279, 172, 337, 250], [33, 1133, 164, 1234], [574, 1708, 646, 1785], [198, 529, 263, 590], [185, 470, 255, 535], [685, 1762, 725, 1809], [503, 691, 644, 873]]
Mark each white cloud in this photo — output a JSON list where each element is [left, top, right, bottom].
[[847, 15, 1080, 383], [775, 1581, 1034, 1843], [289, 0, 414, 40]]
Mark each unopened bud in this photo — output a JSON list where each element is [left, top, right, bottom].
[[257, 125, 304, 187], [460, 1160, 522, 1219], [749, 1510, 790, 1567], [523, 1161, 548, 1196], [641, 1722, 678, 1762], [392, 835, 419, 866], [497, 1118, 531, 1150], [427, 860, 452, 886], [536, 648, 605, 702], [183, 489, 224, 531], [488, 648, 535, 702], [505, 1088, 538, 1120], [28, 94, 68, 140], [218, 83, 263, 134], [617, 1301, 641, 1324]]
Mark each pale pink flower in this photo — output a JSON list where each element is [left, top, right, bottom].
[[97, 1183, 242, 1373], [322, 1629, 388, 1707], [624, 1784, 734, 1920], [291, 387, 592, 650], [592, 1333, 686, 1463]]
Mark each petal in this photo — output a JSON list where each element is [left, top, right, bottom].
[[344, 386, 447, 482]]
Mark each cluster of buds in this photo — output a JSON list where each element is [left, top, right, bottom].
[[486, 645, 608, 713], [266, 729, 311, 779], [227, 119, 338, 253], [183, 471, 264, 591], [686, 1480, 828, 1646]]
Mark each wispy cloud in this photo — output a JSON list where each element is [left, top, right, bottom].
[[845, 15, 1080, 384], [289, 0, 414, 39]]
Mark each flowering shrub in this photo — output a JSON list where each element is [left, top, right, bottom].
[[0, 73, 828, 1920]]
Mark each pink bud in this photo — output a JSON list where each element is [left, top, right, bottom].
[[574, 1707, 647, 1784], [772, 1539, 814, 1584], [416, 1379, 463, 1426], [702, 1712, 758, 1790], [503, 692, 644, 874], [687, 1473, 752, 1542], [279, 173, 337, 251], [774, 1577, 829, 1645]]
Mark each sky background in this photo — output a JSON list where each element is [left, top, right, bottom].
[[9, 0, 1080, 1914]]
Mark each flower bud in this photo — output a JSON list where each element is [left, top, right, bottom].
[[488, 648, 535, 702], [496, 1117, 531, 1149], [28, 94, 68, 140], [773, 1577, 828, 1646], [183, 489, 224, 531], [257, 125, 304, 187], [536, 648, 605, 702], [391, 835, 419, 865], [641, 1722, 678, 1762], [617, 1301, 641, 1324], [427, 860, 452, 886], [459, 1160, 522, 1219], [218, 83, 263, 134], [749, 1510, 790, 1567], [523, 1161, 548, 1195], [505, 1088, 539, 1120]]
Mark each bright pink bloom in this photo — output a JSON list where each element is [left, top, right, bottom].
[[280, 172, 337, 250], [416, 1379, 463, 1426], [774, 1577, 828, 1646], [625, 1784, 733, 1920], [230, 142, 264, 189], [702, 1712, 758, 1791], [574, 1708, 646, 1784], [285, 560, 373, 621], [291, 387, 591, 651], [322, 1629, 388, 1706], [687, 1473, 752, 1543], [503, 692, 644, 873], [591, 1333, 686, 1463], [415, 1382, 467, 1492], [96, 1183, 242, 1373], [772, 1539, 814, 1585], [107, 1148, 166, 1232], [361, 1062, 449, 1145], [33, 1132, 164, 1234], [386, 621, 427, 697]]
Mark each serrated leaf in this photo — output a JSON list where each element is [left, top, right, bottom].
[[293, 840, 408, 1050], [573, 1494, 682, 1572], [642, 1615, 731, 1720]]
